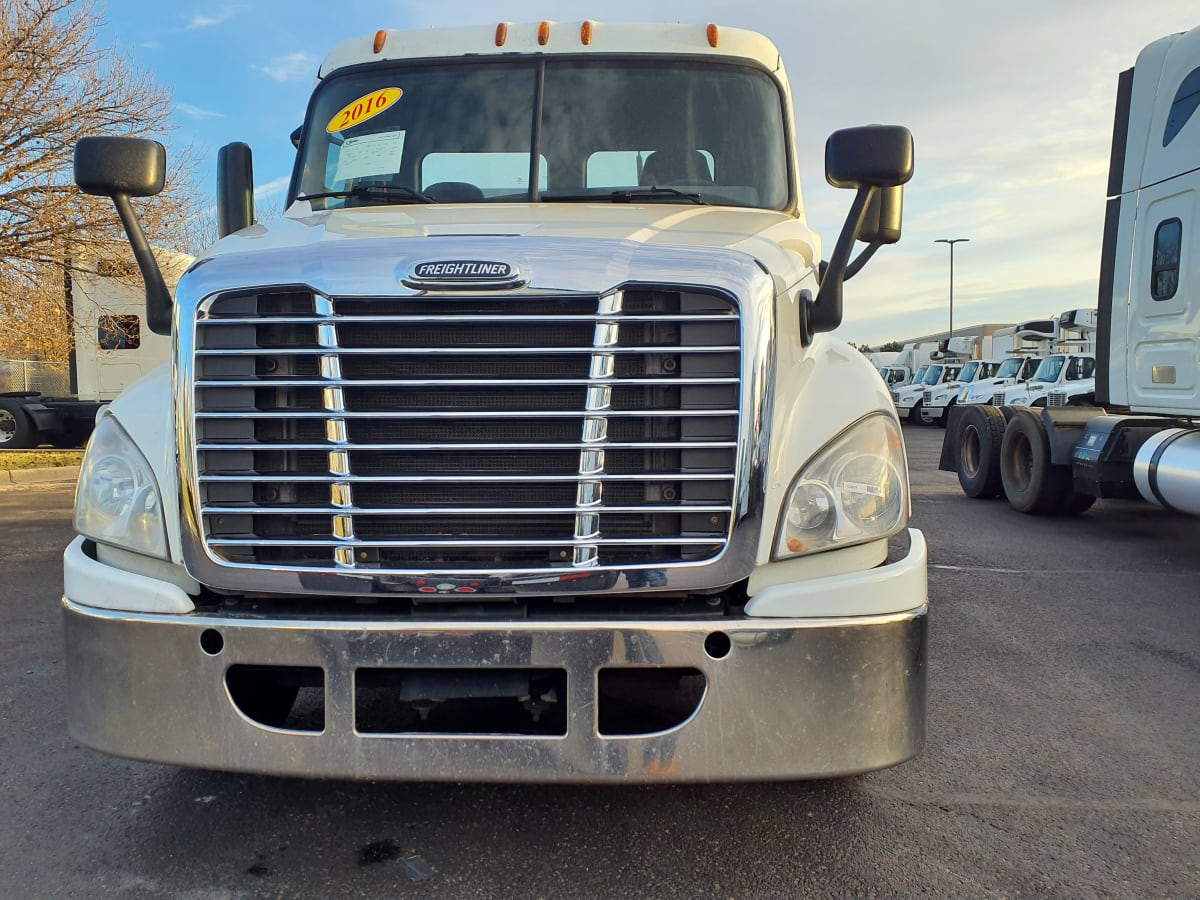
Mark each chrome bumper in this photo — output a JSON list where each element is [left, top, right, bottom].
[[64, 599, 926, 782]]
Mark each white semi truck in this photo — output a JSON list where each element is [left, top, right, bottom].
[[943, 25, 1200, 517], [62, 22, 926, 781]]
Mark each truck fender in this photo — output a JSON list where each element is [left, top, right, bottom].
[[1039, 405, 1105, 465]]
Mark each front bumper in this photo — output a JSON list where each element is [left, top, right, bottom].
[[922, 404, 948, 422], [63, 544, 927, 783]]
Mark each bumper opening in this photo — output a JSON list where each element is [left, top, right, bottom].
[[354, 667, 568, 736], [597, 667, 706, 736], [226, 664, 324, 731]]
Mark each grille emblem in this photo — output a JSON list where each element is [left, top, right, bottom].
[[402, 260, 524, 290]]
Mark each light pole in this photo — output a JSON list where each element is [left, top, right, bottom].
[[934, 238, 969, 338]]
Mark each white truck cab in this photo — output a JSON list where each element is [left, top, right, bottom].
[[895, 362, 962, 423], [992, 353, 1096, 408], [920, 358, 999, 426], [958, 355, 1042, 405]]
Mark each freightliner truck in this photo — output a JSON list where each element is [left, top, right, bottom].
[[943, 25, 1200, 517], [63, 21, 926, 781]]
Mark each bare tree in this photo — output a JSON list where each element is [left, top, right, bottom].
[[0, 0, 199, 360]]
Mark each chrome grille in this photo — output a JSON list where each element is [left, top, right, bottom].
[[992, 391, 1007, 406], [922, 389, 931, 405], [1047, 391, 1067, 407], [191, 288, 740, 574]]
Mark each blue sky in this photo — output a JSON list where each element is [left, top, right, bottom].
[[100, 0, 1198, 347]]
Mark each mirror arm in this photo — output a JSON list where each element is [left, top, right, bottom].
[[844, 241, 882, 281], [110, 193, 173, 336], [808, 184, 877, 334]]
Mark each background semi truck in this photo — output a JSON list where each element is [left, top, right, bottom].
[[0, 255, 183, 448], [943, 24, 1200, 517], [62, 22, 927, 781]]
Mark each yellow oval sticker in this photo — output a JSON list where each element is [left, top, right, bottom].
[[326, 87, 403, 134]]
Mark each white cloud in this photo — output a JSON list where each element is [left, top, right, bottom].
[[186, 7, 237, 29], [176, 102, 223, 120], [141, 41, 161, 49], [254, 176, 291, 201], [253, 51, 319, 83]]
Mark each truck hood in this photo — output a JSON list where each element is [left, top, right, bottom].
[[196, 203, 819, 288]]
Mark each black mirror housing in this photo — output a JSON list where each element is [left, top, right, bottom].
[[74, 136, 166, 198], [825, 125, 914, 190], [857, 185, 903, 245], [217, 142, 255, 238]]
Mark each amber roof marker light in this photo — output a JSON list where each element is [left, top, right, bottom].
[[538, 21, 551, 45], [372, 30, 387, 54], [707, 24, 719, 48], [581, 21, 594, 45], [495, 22, 508, 47]]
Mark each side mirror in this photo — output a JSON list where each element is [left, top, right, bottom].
[[217, 142, 255, 238], [806, 125, 914, 340], [74, 136, 166, 198], [290, 126, 303, 149], [825, 125, 914, 190], [857, 185, 903, 245], [73, 137, 172, 336]]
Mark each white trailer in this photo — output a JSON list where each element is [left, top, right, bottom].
[[943, 26, 1200, 515]]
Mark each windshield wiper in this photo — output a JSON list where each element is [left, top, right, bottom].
[[541, 187, 708, 205], [297, 185, 438, 205]]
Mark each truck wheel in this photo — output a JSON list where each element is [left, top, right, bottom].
[[907, 399, 924, 424], [1000, 409, 1071, 514], [956, 405, 1006, 498], [0, 400, 39, 449]]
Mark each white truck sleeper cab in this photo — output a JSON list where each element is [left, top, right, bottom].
[[63, 22, 926, 781], [942, 26, 1200, 517]]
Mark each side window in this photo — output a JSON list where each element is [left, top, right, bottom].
[[1151, 218, 1182, 301], [1066, 358, 1083, 380], [1081, 357, 1095, 378], [1163, 67, 1200, 147], [98, 315, 141, 351]]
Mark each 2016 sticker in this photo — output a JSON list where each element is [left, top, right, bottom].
[[326, 88, 403, 134]]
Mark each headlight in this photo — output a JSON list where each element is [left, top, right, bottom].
[[775, 413, 908, 559], [75, 415, 169, 559]]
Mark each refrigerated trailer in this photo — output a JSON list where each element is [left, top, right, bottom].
[[943, 25, 1200, 516]]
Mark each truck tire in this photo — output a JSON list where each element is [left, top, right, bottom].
[[956, 405, 1006, 498], [1000, 409, 1072, 514], [907, 399, 924, 424], [0, 400, 39, 449]]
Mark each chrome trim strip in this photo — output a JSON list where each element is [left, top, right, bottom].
[[194, 346, 738, 356], [195, 441, 737, 451], [199, 473, 737, 483], [195, 377, 740, 388], [206, 537, 726, 548], [198, 314, 736, 325], [203, 504, 733, 515], [194, 409, 737, 419]]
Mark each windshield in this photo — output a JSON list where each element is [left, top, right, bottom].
[[1033, 355, 1066, 383], [912, 366, 928, 384], [957, 361, 981, 382], [922, 365, 944, 385], [994, 358, 1023, 379], [294, 58, 789, 210]]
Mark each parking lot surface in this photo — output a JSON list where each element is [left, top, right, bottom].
[[1, 425, 1198, 898]]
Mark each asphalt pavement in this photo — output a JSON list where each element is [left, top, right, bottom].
[[1, 425, 1198, 898]]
